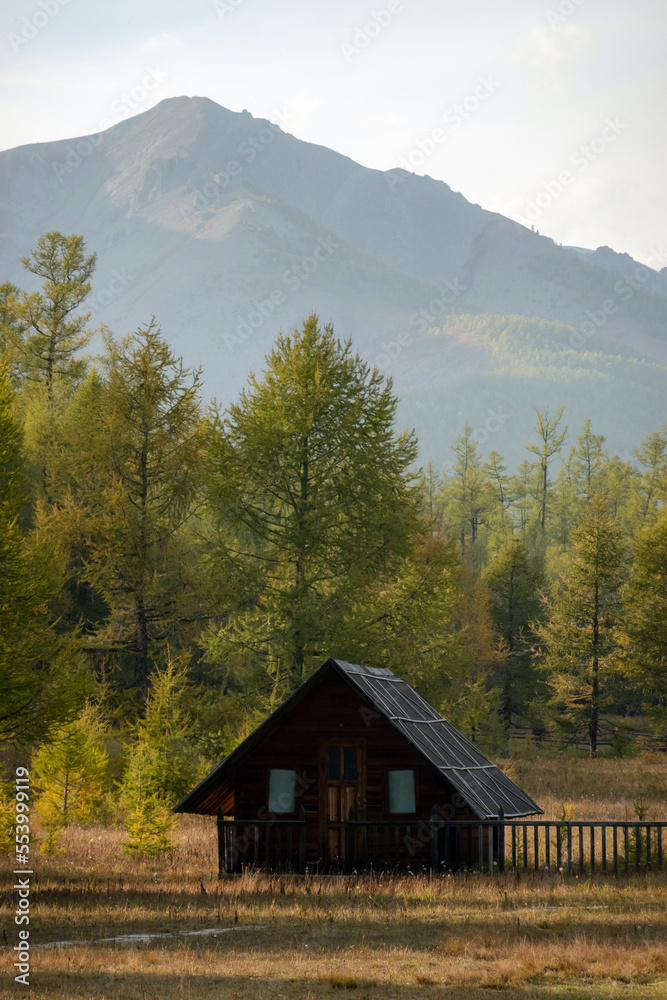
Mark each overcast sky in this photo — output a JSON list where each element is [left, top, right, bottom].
[[1, 0, 665, 265]]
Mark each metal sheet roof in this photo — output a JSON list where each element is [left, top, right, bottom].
[[174, 657, 541, 819], [332, 660, 541, 819]]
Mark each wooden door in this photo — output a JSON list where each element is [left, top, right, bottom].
[[320, 743, 364, 863]]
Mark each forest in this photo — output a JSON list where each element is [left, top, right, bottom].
[[1, 232, 666, 854]]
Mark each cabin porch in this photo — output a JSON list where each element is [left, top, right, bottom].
[[217, 804, 500, 874]]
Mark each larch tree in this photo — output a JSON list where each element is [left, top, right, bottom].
[[632, 429, 667, 522], [538, 496, 626, 757], [483, 536, 544, 730], [202, 314, 423, 694], [41, 320, 207, 698], [0, 281, 27, 380], [439, 423, 494, 558], [11, 232, 96, 398], [32, 704, 108, 850], [623, 507, 667, 739], [120, 653, 203, 808], [7, 233, 98, 504], [525, 407, 568, 531], [571, 419, 606, 501], [421, 459, 444, 524], [0, 362, 85, 746], [510, 459, 535, 534], [483, 449, 514, 534]]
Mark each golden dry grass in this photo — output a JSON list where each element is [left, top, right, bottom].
[[501, 754, 667, 822], [2, 757, 667, 999]]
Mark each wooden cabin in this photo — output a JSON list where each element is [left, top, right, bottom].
[[174, 658, 542, 873]]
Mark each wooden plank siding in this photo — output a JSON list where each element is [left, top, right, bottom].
[[218, 672, 479, 866]]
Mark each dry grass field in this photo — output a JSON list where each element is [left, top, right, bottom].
[[2, 757, 667, 999]]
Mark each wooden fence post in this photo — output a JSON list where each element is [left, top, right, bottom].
[[298, 805, 306, 874], [430, 804, 440, 873], [347, 806, 356, 873], [497, 807, 505, 873], [217, 807, 224, 878]]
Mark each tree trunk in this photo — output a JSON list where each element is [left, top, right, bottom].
[[293, 434, 309, 680], [589, 581, 600, 758], [503, 568, 516, 732], [135, 418, 150, 695], [45, 332, 56, 404], [135, 595, 149, 697]]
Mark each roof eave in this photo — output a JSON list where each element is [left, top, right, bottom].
[[172, 657, 340, 813]]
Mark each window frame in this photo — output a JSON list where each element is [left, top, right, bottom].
[[386, 767, 418, 816], [267, 767, 298, 815]]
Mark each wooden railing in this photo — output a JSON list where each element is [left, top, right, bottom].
[[347, 815, 667, 875], [217, 806, 306, 875], [495, 820, 666, 875], [217, 805, 667, 876]]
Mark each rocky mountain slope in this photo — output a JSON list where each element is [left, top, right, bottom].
[[1, 96, 665, 462]]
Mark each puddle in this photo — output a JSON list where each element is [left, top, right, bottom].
[[40, 925, 265, 948]]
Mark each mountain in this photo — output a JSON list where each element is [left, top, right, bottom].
[[1, 95, 665, 464]]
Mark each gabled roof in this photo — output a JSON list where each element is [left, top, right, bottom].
[[174, 657, 541, 819], [333, 659, 541, 819]]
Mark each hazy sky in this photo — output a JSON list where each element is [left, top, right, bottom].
[[1, 0, 665, 265]]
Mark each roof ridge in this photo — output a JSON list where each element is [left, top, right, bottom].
[[175, 656, 542, 819]]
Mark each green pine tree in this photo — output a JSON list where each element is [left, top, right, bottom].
[[623, 507, 667, 740], [438, 423, 494, 564], [10, 232, 96, 398], [121, 653, 204, 806], [39, 320, 207, 698], [32, 704, 108, 851], [0, 362, 86, 746], [122, 794, 175, 856], [632, 429, 667, 522], [483, 537, 544, 730], [525, 407, 568, 532], [202, 314, 422, 694], [119, 655, 201, 854], [537, 496, 626, 757]]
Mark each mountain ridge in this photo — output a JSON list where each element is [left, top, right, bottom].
[[1, 95, 665, 463]]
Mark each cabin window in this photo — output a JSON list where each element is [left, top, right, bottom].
[[268, 768, 296, 813], [327, 747, 341, 781], [388, 769, 416, 814], [327, 746, 358, 781], [343, 747, 358, 780]]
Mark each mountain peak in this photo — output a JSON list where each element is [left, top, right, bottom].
[[0, 98, 665, 468]]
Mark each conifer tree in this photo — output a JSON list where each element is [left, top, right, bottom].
[[624, 507, 667, 738], [122, 795, 175, 856], [484, 450, 514, 534], [32, 704, 108, 850], [510, 459, 536, 534], [119, 655, 199, 854], [41, 320, 207, 696], [538, 496, 625, 756], [525, 407, 568, 531], [10, 232, 96, 398], [0, 281, 26, 380], [121, 654, 203, 805], [632, 429, 667, 521], [421, 459, 444, 524], [5, 233, 98, 504], [571, 419, 606, 501], [0, 362, 85, 745], [439, 423, 494, 558], [202, 314, 422, 691], [483, 537, 544, 728]]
